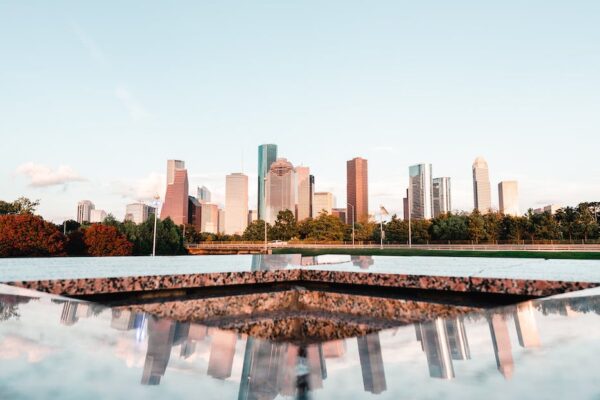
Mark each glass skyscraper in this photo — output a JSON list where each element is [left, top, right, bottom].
[[432, 177, 452, 217], [257, 144, 278, 220], [409, 163, 433, 220]]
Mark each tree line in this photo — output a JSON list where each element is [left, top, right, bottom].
[[0, 198, 186, 257]]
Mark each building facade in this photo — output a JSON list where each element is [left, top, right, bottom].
[[200, 203, 219, 234], [296, 166, 313, 221], [473, 157, 492, 214], [76, 200, 95, 223], [432, 177, 452, 217], [257, 144, 278, 220], [125, 203, 156, 224], [314, 192, 335, 216], [347, 157, 369, 223], [498, 180, 519, 216], [266, 158, 296, 224], [248, 210, 258, 225], [89, 209, 107, 223], [161, 160, 189, 225], [197, 186, 211, 203], [218, 209, 226, 234], [331, 208, 347, 223], [409, 164, 433, 220], [225, 173, 249, 235]]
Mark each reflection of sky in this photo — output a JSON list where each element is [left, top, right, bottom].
[[1, 287, 600, 398]]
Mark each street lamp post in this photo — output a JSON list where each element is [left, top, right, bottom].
[[347, 203, 355, 248], [408, 186, 412, 248], [152, 195, 160, 257], [263, 177, 268, 254]]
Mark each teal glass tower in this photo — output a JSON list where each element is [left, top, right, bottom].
[[257, 144, 278, 220]]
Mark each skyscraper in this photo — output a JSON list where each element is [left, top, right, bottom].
[[313, 192, 335, 216], [197, 186, 211, 203], [473, 157, 492, 214], [432, 177, 452, 217], [89, 209, 107, 223], [76, 200, 95, 223], [266, 158, 296, 224], [296, 166, 313, 221], [257, 144, 278, 220], [200, 203, 219, 233], [347, 157, 369, 223], [125, 203, 156, 224], [409, 164, 433, 220], [225, 173, 249, 235], [218, 209, 226, 234], [498, 180, 519, 216], [161, 160, 189, 225]]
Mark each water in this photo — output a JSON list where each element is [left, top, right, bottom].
[[1, 254, 600, 282]]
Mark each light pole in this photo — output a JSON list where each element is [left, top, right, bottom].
[[408, 185, 412, 248], [152, 195, 160, 257], [263, 177, 268, 254], [347, 203, 355, 248]]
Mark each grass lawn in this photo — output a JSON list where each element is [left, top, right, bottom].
[[273, 247, 600, 260]]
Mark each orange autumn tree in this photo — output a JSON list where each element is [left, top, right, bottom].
[[83, 224, 133, 257], [0, 214, 66, 257]]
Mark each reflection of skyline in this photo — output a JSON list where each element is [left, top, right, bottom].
[[357, 333, 387, 394], [418, 319, 455, 380]]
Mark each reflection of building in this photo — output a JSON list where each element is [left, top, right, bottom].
[[347, 157, 369, 223], [488, 314, 514, 379], [357, 333, 387, 394], [409, 163, 433, 220], [258, 144, 278, 221], [238, 338, 288, 400], [141, 317, 176, 385], [445, 317, 471, 360], [473, 157, 492, 214], [266, 158, 296, 224], [225, 173, 249, 235], [111, 309, 136, 331], [208, 329, 237, 379], [76, 200, 95, 223], [322, 340, 346, 358], [419, 319, 455, 379], [351, 256, 374, 270], [251, 254, 302, 271], [161, 160, 189, 225], [306, 344, 327, 390], [60, 302, 79, 326], [432, 177, 452, 217], [514, 302, 540, 348], [498, 181, 519, 217]]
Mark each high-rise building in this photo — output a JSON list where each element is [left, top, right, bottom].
[[257, 144, 278, 220], [473, 157, 492, 214], [188, 196, 202, 230], [248, 210, 258, 225], [296, 166, 313, 221], [197, 186, 211, 203], [498, 181, 519, 216], [125, 203, 156, 224], [266, 158, 296, 224], [225, 173, 249, 235], [76, 200, 95, 223], [534, 204, 561, 215], [313, 192, 334, 216], [161, 160, 189, 225], [347, 157, 369, 223], [432, 177, 452, 217], [200, 203, 219, 233], [331, 208, 347, 223], [409, 164, 433, 220], [218, 209, 226, 234], [89, 209, 107, 223], [403, 189, 409, 220]]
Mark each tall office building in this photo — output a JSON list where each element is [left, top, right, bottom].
[[76, 200, 95, 223], [313, 192, 335, 216], [188, 196, 202, 230], [498, 181, 519, 216], [257, 144, 278, 220], [248, 210, 258, 225], [432, 177, 452, 217], [218, 209, 226, 234], [347, 157, 369, 223], [473, 157, 492, 214], [161, 160, 189, 225], [200, 203, 219, 233], [197, 186, 211, 203], [296, 166, 313, 221], [409, 164, 433, 220], [331, 208, 347, 223], [266, 158, 296, 224], [225, 173, 249, 235], [89, 209, 107, 223], [125, 203, 156, 224]]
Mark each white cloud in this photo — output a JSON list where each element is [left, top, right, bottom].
[[111, 173, 165, 202], [16, 162, 86, 187], [72, 23, 108, 66], [115, 86, 151, 122]]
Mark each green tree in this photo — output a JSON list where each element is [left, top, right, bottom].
[[467, 210, 486, 243], [384, 215, 409, 243], [302, 212, 346, 241], [429, 213, 469, 241], [500, 215, 527, 242], [483, 212, 503, 242], [271, 210, 298, 240], [556, 207, 578, 242], [0, 197, 40, 215], [576, 204, 598, 241], [243, 220, 271, 241]]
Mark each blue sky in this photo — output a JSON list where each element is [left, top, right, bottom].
[[1, 1, 599, 222]]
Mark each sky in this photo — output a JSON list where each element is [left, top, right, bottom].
[[1, 1, 599, 222]]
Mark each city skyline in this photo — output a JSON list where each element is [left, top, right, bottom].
[[2, 1, 599, 222]]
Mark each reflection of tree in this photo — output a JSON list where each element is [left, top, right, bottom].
[[0, 295, 34, 322], [536, 296, 600, 316]]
